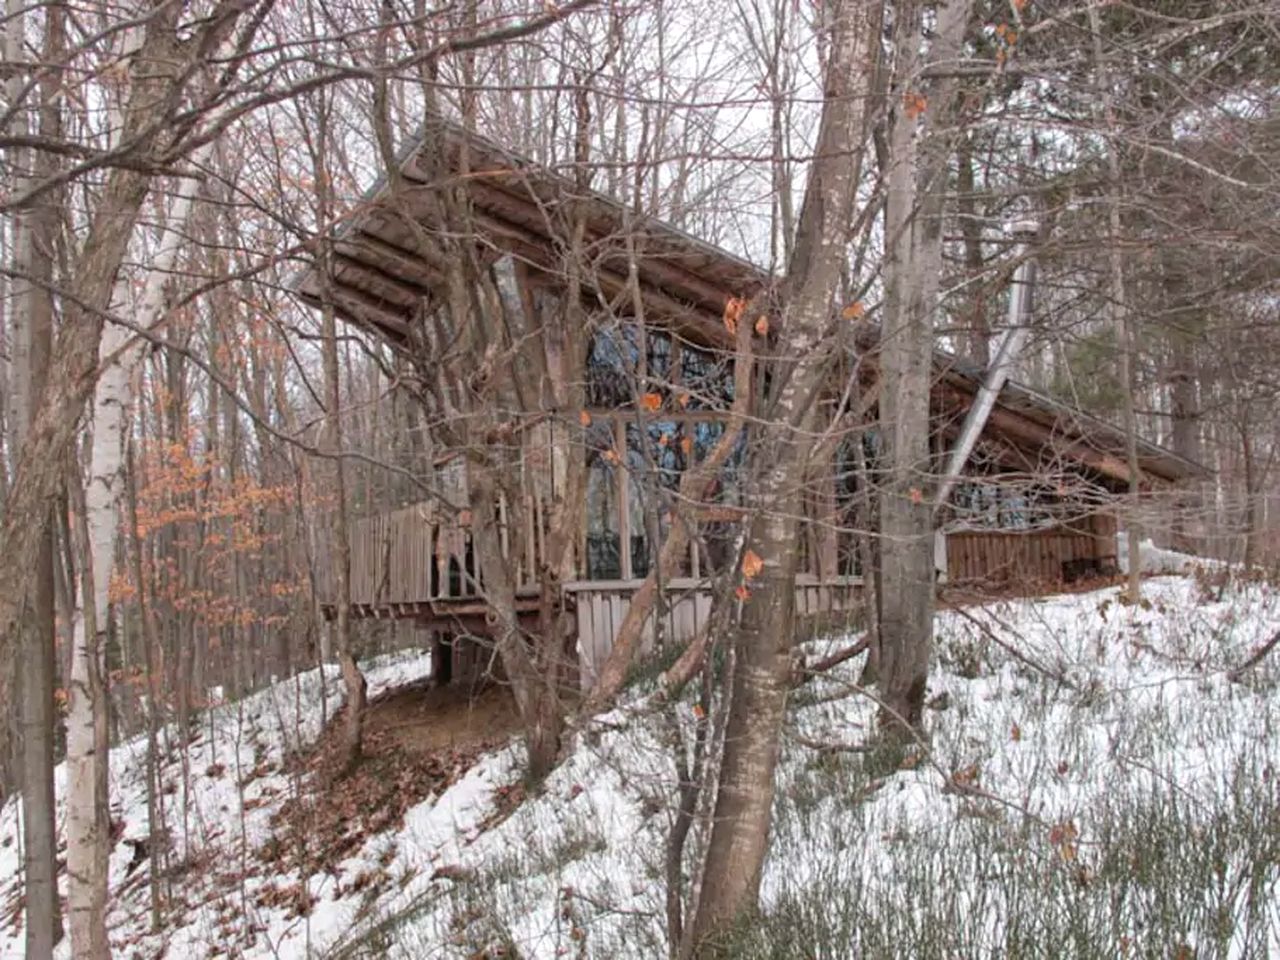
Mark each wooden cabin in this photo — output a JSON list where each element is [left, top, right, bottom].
[[296, 117, 1204, 687]]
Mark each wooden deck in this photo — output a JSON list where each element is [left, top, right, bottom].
[[322, 495, 1118, 689]]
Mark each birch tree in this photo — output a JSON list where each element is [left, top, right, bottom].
[[66, 141, 211, 960]]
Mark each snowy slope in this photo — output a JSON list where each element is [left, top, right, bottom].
[[3, 572, 1279, 958]]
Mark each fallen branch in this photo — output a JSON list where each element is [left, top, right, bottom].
[[951, 605, 1078, 692], [795, 635, 870, 683], [784, 728, 873, 754], [1228, 629, 1280, 683]]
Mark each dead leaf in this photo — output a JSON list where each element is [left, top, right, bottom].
[[578, 410, 592, 427], [640, 392, 662, 412], [842, 301, 866, 320], [1049, 820, 1079, 863], [723, 295, 746, 334], [680, 436, 693, 455], [734, 584, 751, 601], [754, 315, 769, 336], [742, 548, 764, 579]]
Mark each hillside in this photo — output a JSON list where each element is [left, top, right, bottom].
[[3, 571, 1279, 958]]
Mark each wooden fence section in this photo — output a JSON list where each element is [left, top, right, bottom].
[[566, 576, 863, 688], [945, 514, 1118, 585], [331, 502, 478, 605]]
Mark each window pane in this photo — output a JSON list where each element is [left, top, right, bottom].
[[584, 421, 621, 579], [586, 323, 639, 408], [679, 343, 734, 410]]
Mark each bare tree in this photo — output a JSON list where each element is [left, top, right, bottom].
[[686, 0, 880, 949], [875, 0, 972, 734]]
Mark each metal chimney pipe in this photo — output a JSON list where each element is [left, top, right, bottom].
[[934, 220, 1040, 517]]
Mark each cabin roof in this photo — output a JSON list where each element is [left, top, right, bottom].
[[293, 115, 1207, 486]]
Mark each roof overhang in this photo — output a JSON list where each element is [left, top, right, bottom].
[[294, 115, 1209, 488], [292, 115, 765, 350]]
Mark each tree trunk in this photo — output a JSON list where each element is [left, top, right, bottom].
[[876, 0, 972, 737], [5, 0, 63, 949], [1089, 2, 1143, 602], [1241, 429, 1258, 569], [65, 140, 208, 959], [1167, 306, 1203, 554], [956, 131, 989, 368], [320, 278, 364, 772], [686, 1, 877, 950]]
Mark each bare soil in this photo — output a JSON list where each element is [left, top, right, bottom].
[[258, 676, 522, 906]]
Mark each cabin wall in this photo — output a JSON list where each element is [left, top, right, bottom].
[[945, 512, 1118, 586]]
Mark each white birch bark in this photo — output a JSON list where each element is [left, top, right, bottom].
[[65, 146, 209, 960]]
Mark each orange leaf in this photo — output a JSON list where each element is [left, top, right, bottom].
[[677, 393, 691, 409], [692, 703, 706, 719], [640, 392, 662, 412], [1011, 722, 1022, 742], [842, 301, 866, 320], [723, 296, 746, 334], [578, 410, 592, 427], [657, 433, 669, 447], [734, 584, 751, 601], [680, 436, 693, 455], [909, 487, 923, 504], [754, 315, 769, 336], [603, 448, 621, 465], [742, 548, 764, 579], [903, 91, 928, 120]]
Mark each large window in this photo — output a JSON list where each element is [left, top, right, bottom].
[[950, 480, 1060, 531], [581, 322, 742, 580]]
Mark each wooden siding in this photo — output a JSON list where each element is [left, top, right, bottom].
[[333, 501, 483, 605], [945, 513, 1117, 585]]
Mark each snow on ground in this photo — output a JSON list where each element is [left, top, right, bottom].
[[3, 570, 1279, 958], [1117, 530, 1226, 575], [0, 651, 446, 960]]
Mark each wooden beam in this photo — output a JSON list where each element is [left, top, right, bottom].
[[295, 277, 411, 341]]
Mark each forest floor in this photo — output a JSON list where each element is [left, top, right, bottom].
[[2, 546, 1278, 958]]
